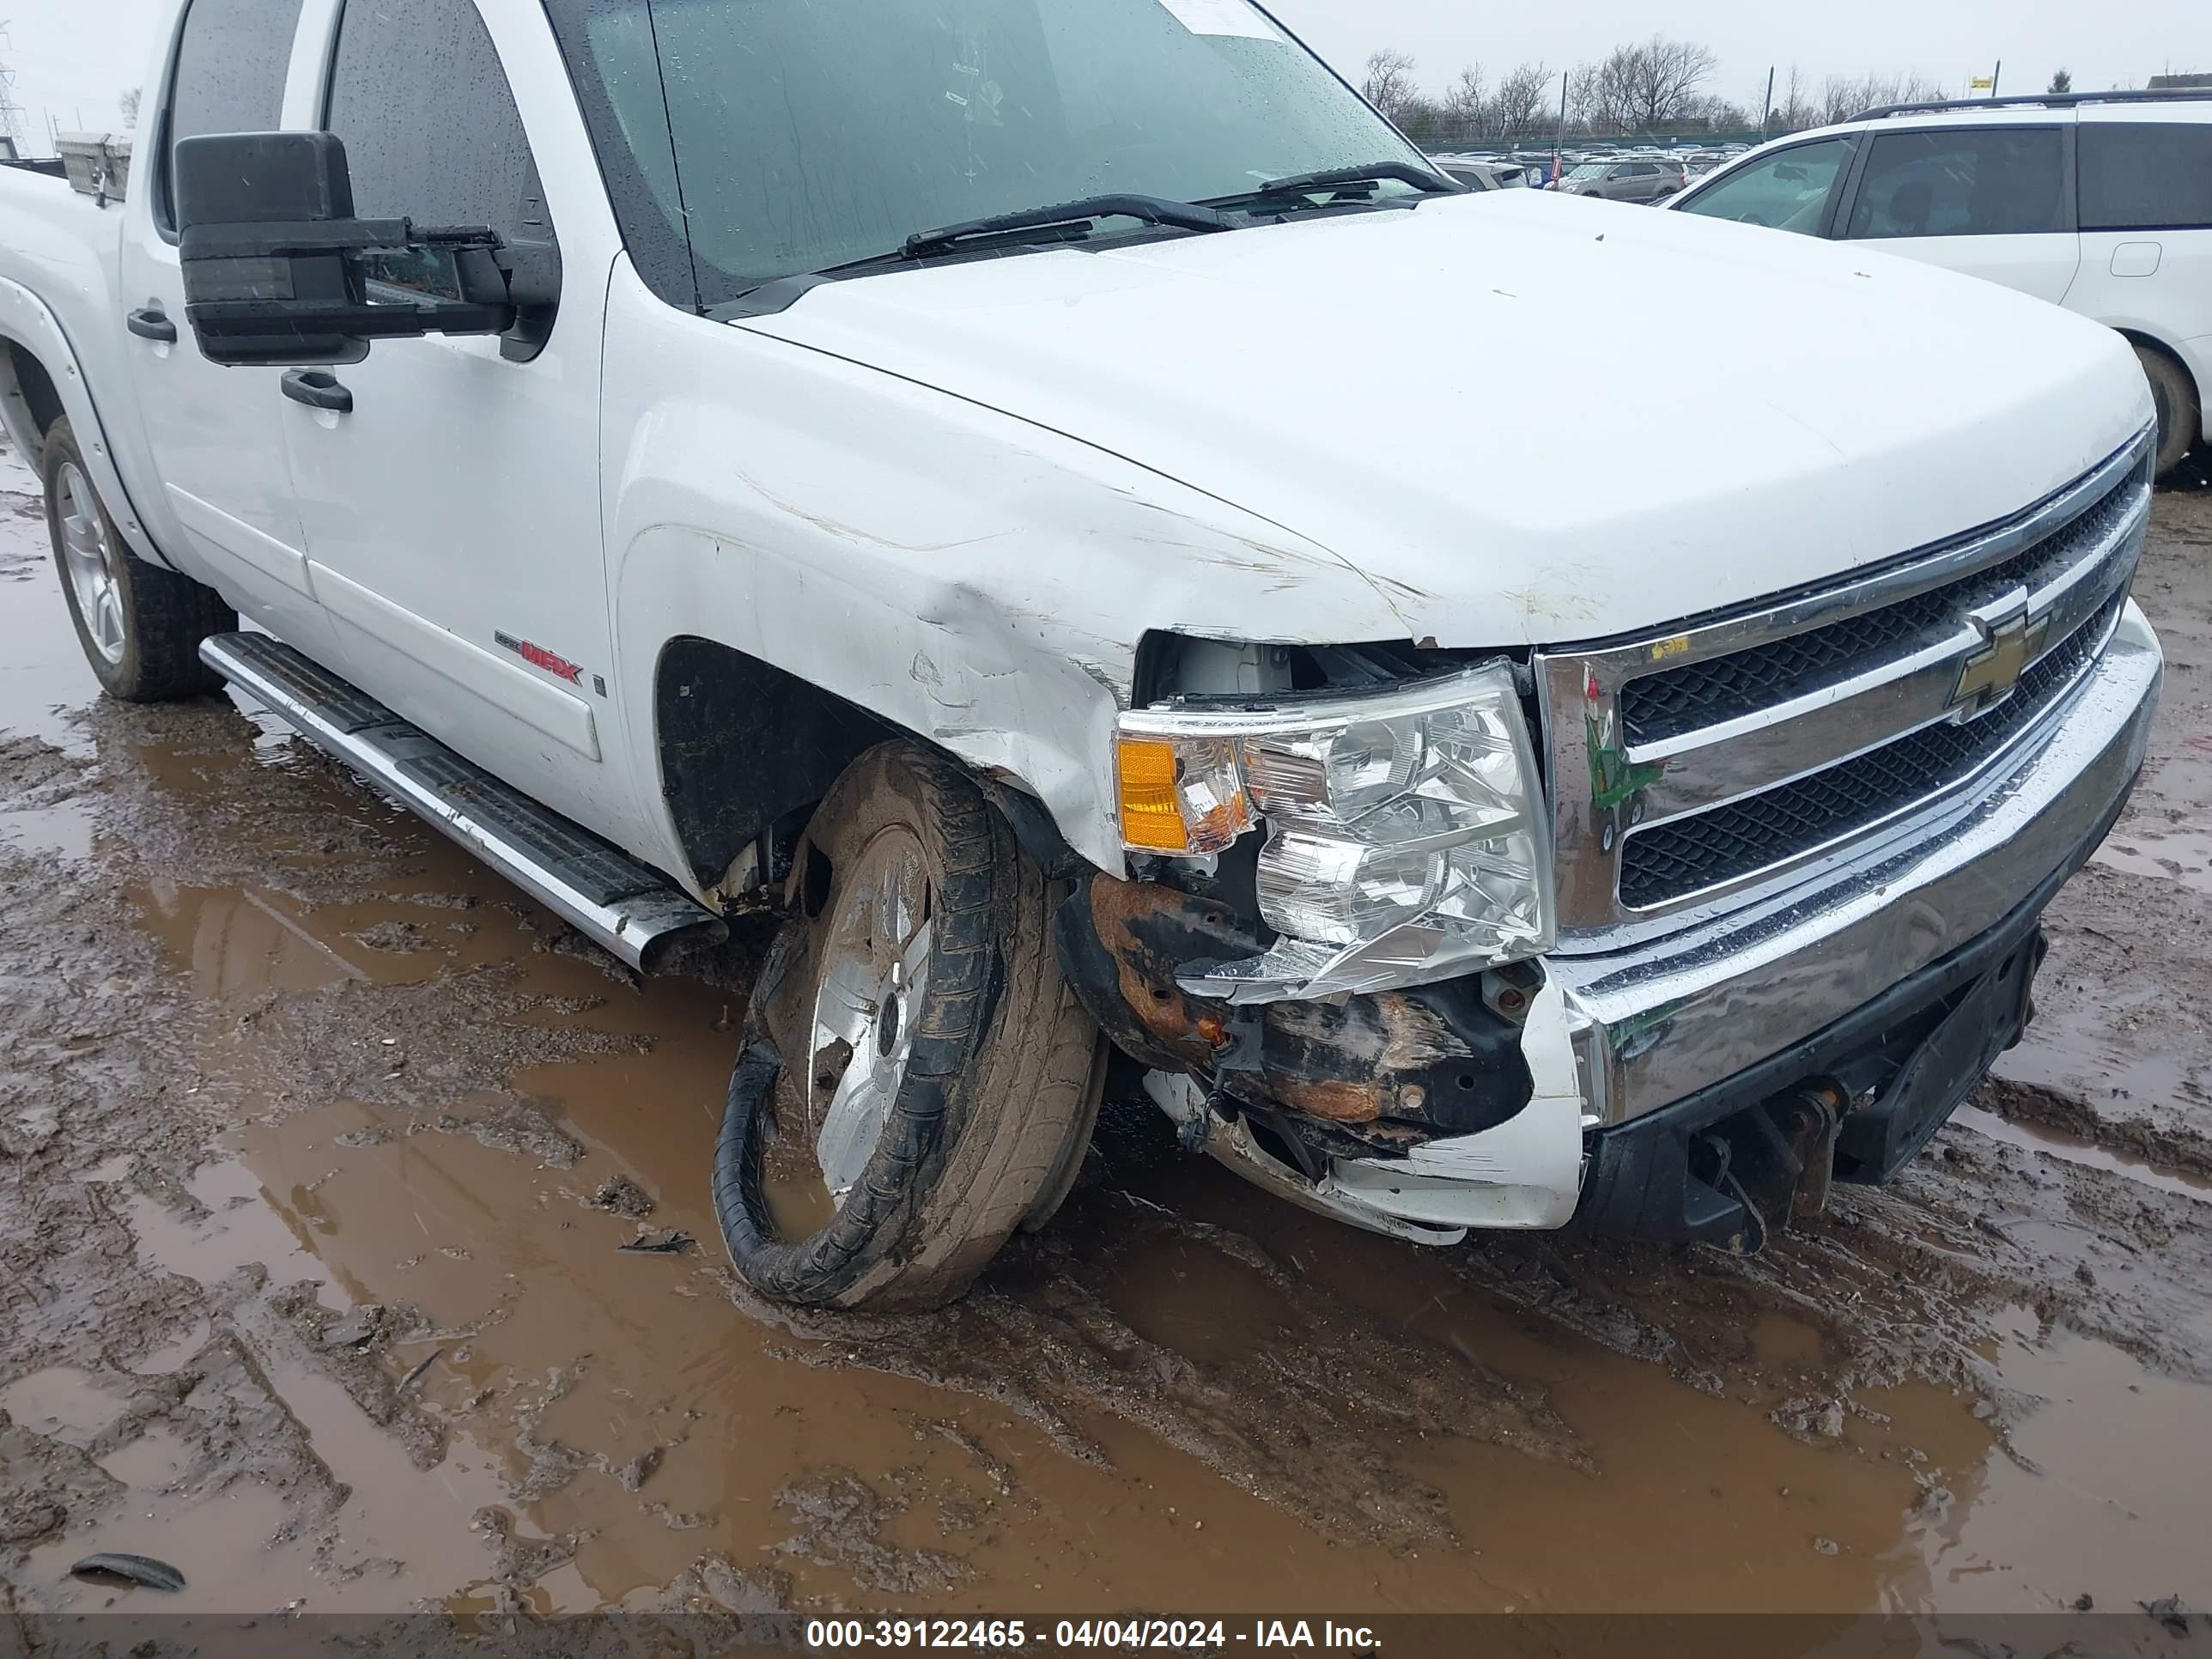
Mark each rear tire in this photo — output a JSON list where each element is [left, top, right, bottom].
[[712, 742, 1100, 1310], [43, 418, 234, 701], [2135, 343, 2200, 482]]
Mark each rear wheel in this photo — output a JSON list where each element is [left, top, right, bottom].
[[2135, 343, 2201, 481], [43, 418, 233, 701], [712, 742, 1101, 1310]]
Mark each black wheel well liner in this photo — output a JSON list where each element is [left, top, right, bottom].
[[2, 339, 66, 451], [653, 636, 894, 889]]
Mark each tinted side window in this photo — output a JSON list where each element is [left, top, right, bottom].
[[2081, 123, 2212, 230], [163, 0, 309, 227], [1846, 128, 2064, 239], [325, 0, 553, 252]]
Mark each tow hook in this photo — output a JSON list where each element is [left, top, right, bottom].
[[1785, 1087, 1845, 1222], [1706, 1081, 1849, 1255]]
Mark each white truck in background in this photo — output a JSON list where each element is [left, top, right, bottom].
[[0, 0, 2162, 1310]]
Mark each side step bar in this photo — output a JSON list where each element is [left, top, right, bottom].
[[200, 633, 727, 972]]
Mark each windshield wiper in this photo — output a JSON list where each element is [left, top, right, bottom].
[[1210, 161, 1462, 209], [901, 193, 1233, 258], [717, 183, 1332, 317]]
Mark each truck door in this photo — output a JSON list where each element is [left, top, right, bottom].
[[118, 0, 342, 659], [1836, 125, 2081, 304], [277, 0, 619, 835]]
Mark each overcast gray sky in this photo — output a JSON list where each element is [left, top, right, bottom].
[[4, 0, 2204, 154], [1267, 0, 2205, 118]]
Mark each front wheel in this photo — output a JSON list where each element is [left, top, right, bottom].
[[42, 418, 234, 702], [712, 743, 1101, 1310]]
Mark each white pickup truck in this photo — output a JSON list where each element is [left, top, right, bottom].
[[0, 0, 2163, 1310]]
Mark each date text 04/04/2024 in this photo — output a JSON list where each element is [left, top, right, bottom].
[[803, 1620, 1382, 1650]]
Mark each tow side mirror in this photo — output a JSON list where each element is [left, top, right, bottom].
[[174, 132, 550, 367]]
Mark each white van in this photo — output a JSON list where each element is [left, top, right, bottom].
[[1672, 93, 2212, 477]]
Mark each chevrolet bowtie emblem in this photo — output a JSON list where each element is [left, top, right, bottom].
[[1950, 587, 2050, 718]]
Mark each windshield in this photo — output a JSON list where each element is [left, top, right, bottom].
[[545, 0, 1427, 309]]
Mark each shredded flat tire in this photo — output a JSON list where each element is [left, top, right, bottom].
[[712, 742, 1099, 1310]]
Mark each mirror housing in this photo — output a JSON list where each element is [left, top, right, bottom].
[[174, 132, 549, 366]]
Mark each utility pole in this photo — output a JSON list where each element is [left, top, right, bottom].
[[1552, 70, 1568, 185], [1991, 60, 2002, 97], [1759, 66, 1775, 139], [0, 21, 28, 159]]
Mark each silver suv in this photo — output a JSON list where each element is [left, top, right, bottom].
[[1556, 158, 1687, 204]]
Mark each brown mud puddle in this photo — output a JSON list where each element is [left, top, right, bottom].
[[5, 443, 2212, 1620], [1989, 481, 2212, 1170], [1952, 1104, 2212, 1203]]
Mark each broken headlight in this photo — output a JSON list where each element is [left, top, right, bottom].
[[1116, 664, 1553, 1003]]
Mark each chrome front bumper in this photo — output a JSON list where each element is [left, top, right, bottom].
[[1548, 601, 2162, 1128], [1077, 606, 2156, 1247]]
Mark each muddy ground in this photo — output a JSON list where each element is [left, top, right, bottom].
[[2, 435, 2209, 1630]]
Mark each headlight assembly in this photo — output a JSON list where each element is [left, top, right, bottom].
[[1115, 664, 1553, 1003]]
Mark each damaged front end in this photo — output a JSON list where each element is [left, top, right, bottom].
[[1055, 640, 1588, 1239], [1053, 866, 1582, 1242], [1058, 869, 1536, 1150]]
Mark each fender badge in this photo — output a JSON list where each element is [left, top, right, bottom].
[[494, 631, 584, 685]]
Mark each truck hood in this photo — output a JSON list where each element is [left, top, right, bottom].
[[743, 190, 2151, 647]]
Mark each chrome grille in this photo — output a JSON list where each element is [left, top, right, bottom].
[[1534, 429, 2155, 951], [1620, 476, 2146, 745], [1618, 595, 2124, 908]]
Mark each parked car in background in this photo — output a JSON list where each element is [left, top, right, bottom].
[[1429, 154, 1532, 190], [1680, 148, 1747, 181], [1555, 158, 1687, 204], [1671, 93, 2212, 477]]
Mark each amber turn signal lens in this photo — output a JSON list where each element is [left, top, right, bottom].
[[1116, 737, 1190, 852]]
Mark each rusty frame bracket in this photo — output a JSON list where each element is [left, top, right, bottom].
[[1053, 871, 1535, 1161]]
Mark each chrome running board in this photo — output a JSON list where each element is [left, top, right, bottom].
[[200, 632, 726, 972]]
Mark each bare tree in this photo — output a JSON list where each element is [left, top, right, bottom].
[[1489, 61, 1554, 137], [1636, 36, 1720, 125], [1691, 94, 1752, 130], [1773, 63, 1818, 132], [1577, 36, 1718, 133], [1813, 71, 1945, 125], [1440, 64, 1486, 139], [118, 86, 140, 129], [1566, 62, 1604, 131], [1361, 50, 1424, 126]]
